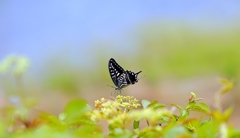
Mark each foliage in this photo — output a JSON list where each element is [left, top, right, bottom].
[[1, 89, 239, 137], [0, 56, 240, 137]]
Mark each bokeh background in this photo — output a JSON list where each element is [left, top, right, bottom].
[[1, 1, 240, 128]]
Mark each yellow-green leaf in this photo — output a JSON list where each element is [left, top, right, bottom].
[[186, 102, 210, 114], [220, 79, 233, 94]]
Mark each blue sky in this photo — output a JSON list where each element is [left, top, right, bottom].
[[1, 1, 240, 64]]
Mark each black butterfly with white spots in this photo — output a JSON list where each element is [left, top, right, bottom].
[[108, 58, 142, 92]]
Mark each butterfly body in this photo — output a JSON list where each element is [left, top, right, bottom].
[[108, 58, 142, 91]]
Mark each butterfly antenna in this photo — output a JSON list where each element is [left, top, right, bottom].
[[138, 75, 145, 81], [137, 71, 142, 74]]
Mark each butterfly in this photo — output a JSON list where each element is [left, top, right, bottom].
[[108, 58, 142, 93]]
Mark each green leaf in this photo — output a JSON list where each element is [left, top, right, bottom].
[[172, 114, 179, 120], [186, 102, 210, 114], [148, 100, 166, 109], [158, 115, 170, 123], [47, 115, 62, 126], [42, 114, 67, 129], [108, 124, 114, 131], [148, 100, 158, 107], [201, 117, 212, 126], [64, 99, 90, 116], [212, 107, 233, 122], [133, 120, 140, 129], [184, 119, 199, 132], [171, 104, 189, 120], [220, 78, 233, 94], [142, 100, 151, 109], [179, 109, 189, 121], [171, 104, 183, 110], [196, 118, 219, 137], [228, 129, 240, 138], [63, 99, 90, 124], [172, 104, 183, 115], [151, 104, 166, 109], [223, 106, 233, 121], [165, 126, 192, 137], [181, 109, 188, 117]]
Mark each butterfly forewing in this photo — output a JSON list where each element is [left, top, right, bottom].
[[108, 58, 125, 87]]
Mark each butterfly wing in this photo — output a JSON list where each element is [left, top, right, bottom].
[[108, 58, 125, 87], [117, 73, 129, 89]]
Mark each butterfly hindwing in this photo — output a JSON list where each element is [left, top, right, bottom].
[[117, 73, 129, 89]]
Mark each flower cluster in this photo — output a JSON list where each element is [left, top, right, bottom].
[[90, 96, 141, 127], [90, 95, 172, 130], [115, 95, 141, 112]]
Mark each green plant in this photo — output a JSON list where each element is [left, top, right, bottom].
[[1, 84, 239, 137], [0, 56, 239, 137]]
